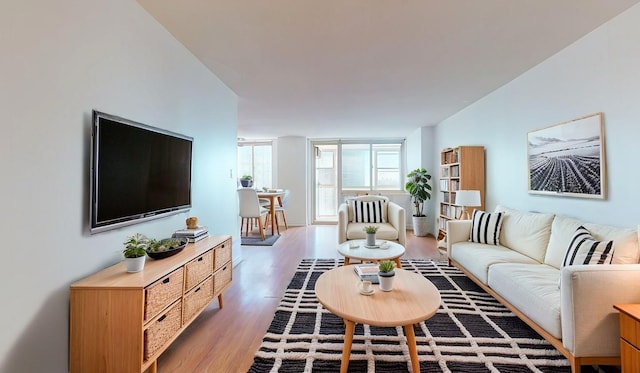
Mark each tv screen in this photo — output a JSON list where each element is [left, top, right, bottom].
[[90, 110, 193, 234]]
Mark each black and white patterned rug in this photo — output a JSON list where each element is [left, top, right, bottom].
[[248, 258, 571, 373]]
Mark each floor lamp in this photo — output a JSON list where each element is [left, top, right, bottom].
[[455, 190, 481, 220]]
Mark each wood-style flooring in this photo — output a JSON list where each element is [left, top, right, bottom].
[[156, 225, 440, 372]]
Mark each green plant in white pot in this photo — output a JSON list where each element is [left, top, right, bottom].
[[377, 260, 396, 291], [240, 175, 253, 188], [405, 168, 432, 237], [363, 225, 379, 246], [123, 233, 148, 273]]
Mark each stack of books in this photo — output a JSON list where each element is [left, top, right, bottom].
[[173, 226, 209, 243], [353, 264, 379, 284]]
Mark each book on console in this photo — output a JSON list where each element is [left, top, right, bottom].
[[174, 226, 208, 237], [353, 264, 379, 284]]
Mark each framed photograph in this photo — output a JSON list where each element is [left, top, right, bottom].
[[527, 113, 605, 199]]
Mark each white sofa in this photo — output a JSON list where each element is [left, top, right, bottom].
[[338, 195, 406, 246], [447, 204, 640, 372]]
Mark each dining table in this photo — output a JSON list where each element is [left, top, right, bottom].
[[256, 190, 285, 236]]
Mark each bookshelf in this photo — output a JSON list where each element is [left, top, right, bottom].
[[438, 146, 485, 245]]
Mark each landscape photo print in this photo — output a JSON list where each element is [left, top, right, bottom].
[[528, 113, 605, 199]]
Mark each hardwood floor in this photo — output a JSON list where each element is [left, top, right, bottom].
[[156, 225, 440, 372]]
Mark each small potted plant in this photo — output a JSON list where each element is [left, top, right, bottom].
[[405, 168, 432, 236], [378, 260, 396, 291], [240, 175, 253, 188], [363, 225, 379, 246], [123, 233, 148, 273]]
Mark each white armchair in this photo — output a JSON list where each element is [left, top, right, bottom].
[[338, 195, 406, 246]]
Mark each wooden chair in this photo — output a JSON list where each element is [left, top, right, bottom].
[[265, 189, 290, 234], [238, 188, 270, 240]]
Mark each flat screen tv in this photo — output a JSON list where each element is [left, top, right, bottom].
[[90, 110, 193, 234]]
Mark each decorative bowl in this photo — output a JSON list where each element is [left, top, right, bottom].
[[146, 237, 188, 259]]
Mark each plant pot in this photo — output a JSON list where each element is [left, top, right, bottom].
[[378, 271, 395, 291], [125, 256, 145, 273], [240, 179, 253, 188], [412, 215, 429, 237], [366, 232, 376, 246]]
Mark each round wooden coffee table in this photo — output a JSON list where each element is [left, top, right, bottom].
[[337, 240, 405, 268], [315, 265, 441, 373]]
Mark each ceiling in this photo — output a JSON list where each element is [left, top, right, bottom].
[[138, 0, 639, 139]]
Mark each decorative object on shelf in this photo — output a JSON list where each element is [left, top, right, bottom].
[[363, 225, 378, 246], [377, 260, 396, 291], [240, 175, 253, 188], [186, 216, 198, 229], [527, 112, 605, 199], [123, 233, 148, 273], [146, 237, 188, 259], [455, 190, 481, 220], [405, 168, 432, 236]]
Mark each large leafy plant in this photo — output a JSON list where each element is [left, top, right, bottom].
[[405, 168, 432, 217]]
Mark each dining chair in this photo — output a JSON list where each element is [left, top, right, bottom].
[[238, 188, 270, 240], [266, 189, 290, 234]]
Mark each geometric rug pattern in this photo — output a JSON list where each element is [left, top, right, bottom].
[[248, 258, 570, 372]]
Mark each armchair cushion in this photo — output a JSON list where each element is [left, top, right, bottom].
[[349, 199, 387, 223]]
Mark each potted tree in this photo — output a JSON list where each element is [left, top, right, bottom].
[[363, 225, 378, 246], [377, 260, 396, 291], [240, 175, 253, 188], [123, 233, 148, 273], [405, 168, 432, 236]]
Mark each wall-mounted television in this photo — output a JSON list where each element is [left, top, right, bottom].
[[90, 110, 193, 234]]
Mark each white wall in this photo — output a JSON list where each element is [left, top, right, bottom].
[[406, 126, 437, 234], [0, 1, 238, 372], [435, 3, 640, 228], [274, 136, 308, 226]]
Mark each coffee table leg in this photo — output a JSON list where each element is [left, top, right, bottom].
[[344, 257, 350, 266], [341, 319, 355, 373], [404, 324, 419, 373], [394, 257, 402, 268]]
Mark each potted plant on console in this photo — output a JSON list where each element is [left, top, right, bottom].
[[378, 260, 396, 291], [123, 233, 148, 273], [363, 225, 378, 246], [405, 168, 432, 237], [240, 175, 253, 188]]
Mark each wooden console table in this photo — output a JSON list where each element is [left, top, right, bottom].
[[615, 304, 640, 371], [69, 235, 232, 373]]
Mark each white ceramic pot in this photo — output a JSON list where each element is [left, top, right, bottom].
[[125, 256, 145, 273], [378, 271, 395, 291], [412, 216, 429, 237]]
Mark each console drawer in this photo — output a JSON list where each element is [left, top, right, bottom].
[[144, 267, 184, 321], [214, 239, 232, 272], [144, 300, 182, 360], [213, 262, 232, 295], [185, 251, 213, 291], [183, 276, 214, 324]]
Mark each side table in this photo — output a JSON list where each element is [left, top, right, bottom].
[[614, 304, 640, 371]]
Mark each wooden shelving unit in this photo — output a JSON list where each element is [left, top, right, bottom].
[[438, 146, 485, 245]]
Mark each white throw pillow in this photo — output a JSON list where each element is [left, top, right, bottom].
[[470, 210, 503, 245], [562, 226, 614, 267], [350, 200, 386, 223]]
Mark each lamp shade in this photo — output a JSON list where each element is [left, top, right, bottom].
[[455, 190, 481, 207]]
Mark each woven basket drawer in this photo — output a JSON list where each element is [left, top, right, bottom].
[[185, 251, 213, 291], [183, 275, 214, 324], [144, 300, 182, 361], [144, 267, 184, 321], [213, 239, 232, 271], [213, 262, 232, 295]]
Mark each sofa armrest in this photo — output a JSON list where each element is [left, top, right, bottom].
[[338, 203, 349, 244], [561, 264, 640, 356], [446, 220, 472, 258], [387, 202, 406, 246]]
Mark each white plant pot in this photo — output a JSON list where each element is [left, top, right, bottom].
[[378, 272, 395, 291], [366, 233, 376, 246], [125, 256, 145, 273], [412, 216, 429, 237]]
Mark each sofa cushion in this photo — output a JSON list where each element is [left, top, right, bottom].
[[347, 196, 388, 223], [346, 222, 398, 241], [545, 215, 640, 268], [450, 242, 538, 284], [488, 263, 562, 339], [562, 226, 614, 267], [470, 210, 503, 245], [350, 199, 386, 223], [494, 205, 554, 263]]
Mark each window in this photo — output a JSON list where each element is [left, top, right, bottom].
[[237, 141, 272, 189], [341, 142, 403, 191]]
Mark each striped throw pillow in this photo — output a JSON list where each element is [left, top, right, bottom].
[[350, 200, 386, 223], [562, 226, 614, 267], [470, 210, 503, 245]]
